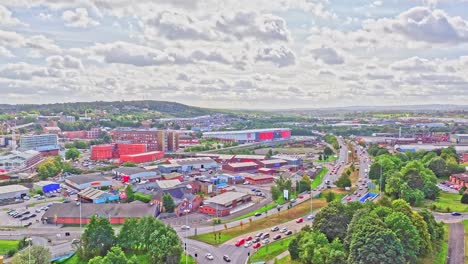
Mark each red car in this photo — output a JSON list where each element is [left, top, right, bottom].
[[253, 243, 261, 249], [346, 196, 352, 201], [246, 236, 252, 241], [296, 218, 303, 223], [298, 195, 304, 199], [235, 238, 246, 247]]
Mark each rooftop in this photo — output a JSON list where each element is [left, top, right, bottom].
[[66, 173, 110, 185], [0, 185, 29, 194], [78, 188, 111, 200], [163, 172, 183, 180], [169, 157, 217, 166], [227, 162, 258, 168], [260, 159, 287, 165], [43, 202, 155, 219], [234, 155, 266, 160], [245, 174, 274, 180], [204, 128, 290, 135], [113, 167, 147, 175], [34, 181, 58, 187], [204, 191, 250, 206], [156, 179, 182, 189], [0, 150, 41, 163], [121, 151, 164, 157]]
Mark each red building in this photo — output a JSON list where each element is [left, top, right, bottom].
[[450, 173, 468, 188], [462, 153, 468, 164], [117, 144, 146, 156], [120, 151, 164, 164], [91, 144, 115, 160], [199, 191, 251, 216], [244, 174, 274, 185], [111, 129, 178, 152], [223, 162, 258, 172], [232, 155, 266, 163], [258, 168, 276, 175], [63, 131, 87, 139], [257, 159, 288, 168]]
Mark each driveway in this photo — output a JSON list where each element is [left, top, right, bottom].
[[447, 223, 464, 264]]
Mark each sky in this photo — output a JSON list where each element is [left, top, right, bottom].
[[0, 0, 468, 109]]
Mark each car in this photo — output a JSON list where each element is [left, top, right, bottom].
[[253, 242, 261, 249], [262, 239, 270, 244], [32, 194, 41, 199], [37, 196, 45, 200], [71, 239, 80, 244], [244, 241, 252, 248], [246, 236, 252, 241], [205, 253, 214, 260], [20, 216, 29, 221], [23, 222, 32, 227], [261, 233, 270, 239], [290, 199, 296, 203], [353, 191, 358, 195], [273, 234, 282, 240], [252, 237, 260, 243], [254, 212, 262, 217], [47, 204, 53, 208], [271, 226, 279, 232], [223, 255, 231, 262], [251, 188, 257, 192], [181, 225, 190, 230], [359, 187, 363, 190], [29, 214, 37, 218], [307, 214, 314, 220], [280, 228, 288, 233], [346, 196, 352, 201], [452, 212, 462, 216], [286, 230, 293, 235], [63, 200, 71, 203], [357, 194, 362, 197], [235, 238, 246, 247], [243, 181, 250, 185], [23, 196, 30, 200], [22, 211, 30, 215], [298, 195, 304, 199], [296, 218, 303, 223], [255, 232, 263, 238], [276, 204, 283, 209]]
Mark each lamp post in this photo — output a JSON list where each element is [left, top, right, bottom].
[[184, 209, 190, 264], [26, 237, 32, 264]]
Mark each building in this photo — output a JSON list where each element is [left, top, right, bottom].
[[19, 134, 59, 154], [119, 151, 164, 164], [43, 127, 62, 134], [244, 174, 274, 185], [223, 162, 258, 173], [449, 173, 468, 188], [111, 129, 179, 152], [62, 115, 76, 123], [168, 157, 218, 172], [272, 154, 304, 166], [78, 188, 119, 204], [91, 144, 116, 160], [199, 191, 251, 216], [152, 187, 202, 216], [63, 131, 87, 140], [112, 167, 159, 183], [0, 150, 42, 173], [117, 144, 147, 156], [161, 172, 184, 181], [155, 179, 183, 190], [463, 153, 468, 163], [257, 159, 288, 168], [451, 134, 468, 144], [158, 164, 183, 174], [33, 181, 60, 193], [203, 128, 291, 143], [258, 168, 277, 175], [195, 153, 234, 163], [0, 185, 29, 200], [65, 173, 113, 190], [232, 155, 266, 163], [42, 202, 157, 225]]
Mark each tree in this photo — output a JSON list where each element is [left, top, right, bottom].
[[125, 185, 135, 202], [426, 157, 447, 178], [323, 146, 334, 157], [163, 193, 175, 213], [65, 148, 81, 161], [266, 149, 273, 158], [89, 247, 138, 264], [312, 201, 353, 241], [325, 191, 335, 202], [384, 212, 421, 262], [299, 231, 346, 264], [148, 226, 182, 264], [78, 216, 116, 260], [11, 245, 51, 264], [122, 162, 137, 167], [271, 185, 281, 201], [335, 174, 351, 188], [117, 218, 139, 251], [461, 193, 468, 204], [298, 175, 311, 193]]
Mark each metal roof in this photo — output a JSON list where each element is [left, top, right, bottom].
[[204, 191, 250, 206], [170, 157, 217, 166], [260, 159, 287, 165], [34, 181, 58, 187], [227, 162, 258, 168], [0, 185, 29, 194], [156, 179, 182, 189], [78, 188, 110, 200], [113, 167, 147, 175], [66, 173, 110, 185], [43, 202, 155, 218]]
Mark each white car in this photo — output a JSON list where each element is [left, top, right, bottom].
[[280, 228, 288, 233], [205, 253, 214, 260], [181, 225, 190, 230], [307, 214, 314, 220], [244, 241, 252, 248]]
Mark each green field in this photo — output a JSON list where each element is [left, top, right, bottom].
[[276, 255, 301, 264], [311, 168, 328, 189], [0, 240, 19, 255], [230, 196, 296, 222], [423, 192, 468, 213], [249, 235, 295, 263]]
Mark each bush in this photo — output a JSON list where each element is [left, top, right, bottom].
[[7, 249, 17, 257], [212, 218, 222, 225], [134, 193, 151, 203], [461, 193, 468, 204]]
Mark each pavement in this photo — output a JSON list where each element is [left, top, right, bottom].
[[447, 223, 465, 264]]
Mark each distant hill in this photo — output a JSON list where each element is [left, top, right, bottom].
[[0, 100, 216, 118], [268, 104, 468, 114]]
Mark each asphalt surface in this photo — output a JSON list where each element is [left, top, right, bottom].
[[447, 223, 465, 264]]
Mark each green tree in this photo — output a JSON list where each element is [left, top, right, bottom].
[[148, 226, 182, 264], [298, 175, 311, 193], [88, 246, 138, 264], [299, 231, 346, 264], [323, 146, 334, 157], [312, 201, 353, 241], [78, 216, 116, 260], [163, 193, 175, 213], [271, 185, 281, 201], [125, 185, 135, 202], [384, 212, 421, 262], [11, 245, 51, 264], [117, 218, 139, 251], [461, 193, 468, 204], [335, 174, 351, 188], [325, 191, 335, 202], [65, 148, 81, 161], [122, 162, 137, 167]]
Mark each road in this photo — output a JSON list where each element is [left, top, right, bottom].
[[447, 223, 465, 264]]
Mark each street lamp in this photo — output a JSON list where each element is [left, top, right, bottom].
[[25, 237, 32, 264], [184, 209, 190, 264]]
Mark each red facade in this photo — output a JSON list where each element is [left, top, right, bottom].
[[120, 151, 164, 164], [117, 144, 147, 156], [91, 144, 115, 160], [259, 132, 274, 140], [281, 130, 291, 138], [199, 205, 230, 216]]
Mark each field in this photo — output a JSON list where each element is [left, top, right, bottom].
[[0, 240, 19, 255], [311, 168, 328, 189], [230, 196, 295, 222], [190, 198, 327, 245], [254, 147, 319, 155], [314, 155, 338, 163], [248, 235, 295, 263], [423, 192, 468, 213]]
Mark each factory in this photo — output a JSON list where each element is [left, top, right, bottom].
[[0, 185, 29, 200], [65, 173, 113, 190], [33, 181, 60, 193], [451, 134, 468, 144], [203, 128, 291, 143], [199, 191, 251, 216], [168, 157, 218, 172]]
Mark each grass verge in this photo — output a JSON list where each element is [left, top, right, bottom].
[[276, 255, 302, 264], [417, 224, 449, 264], [311, 168, 328, 190], [249, 235, 295, 263], [422, 192, 468, 213], [0, 240, 19, 255], [463, 220, 468, 264], [190, 198, 327, 245]]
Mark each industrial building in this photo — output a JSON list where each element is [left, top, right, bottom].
[[199, 191, 251, 216], [111, 129, 179, 152], [42, 202, 157, 225], [168, 157, 218, 172], [244, 174, 274, 185], [112, 167, 159, 182], [223, 162, 258, 173], [158, 164, 183, 174], [0, 185, 29, 200], [272, 154, 303, 166], [451, 134, 468, 144], [65, 173, 113, 190], [203, 128, 291, 143], [91, 144, 148, 161], [33, 181, 60, 193], [19, 134, 59, 155], [78, 188, 119, 204], [232, 155, 266, 163], [195, 154, 234, 163], [43, 126, 61, 134], [119, 151, 164, 164], [257, 159, 288, 168], [0, 150, 42, 173]]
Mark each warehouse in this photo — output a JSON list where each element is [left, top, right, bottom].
[[195, 153, 234, 163], [91, 144, 116, 160], [119, 151, 164, 164], [158, 164, 183, 174], [257, 159, 288, 168], [223, 162, 258, 173], [78, 188, 119, 204], [168, 157, 218, 172], [112, 167, 159, 183], [65, 173, 113, 190], [233, 155, 266, 163], [272, 154, 304, 166], [0, 185, 29, 200], [244, 174, 274, 185], [199, 191, 251, 216], [203, 128, 291, 143], [42, 201, 157, 225], [33, 181, 60, 193]]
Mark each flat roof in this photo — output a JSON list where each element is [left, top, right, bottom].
[[227, 162, 258, 168], [234, 155, 266, 160], [66, 173, 110, 185], [260, 159, 287, 165], [170, 157, 217, 166], [113, 167, 147, 175], [156, 179, 182, 189], [0, 185, 29, 194], [159, 163, 182, 168], [204, 128, 290, 135], [121, 151, 164, 157], [43, 202, 154, 219], [78, 188, 109, 200], [245, 174, 274, 180], [204, 191, 250, 206], [196, 153, 235, 160], [34, 181, 58, 187], [163, 172, 183, 179]]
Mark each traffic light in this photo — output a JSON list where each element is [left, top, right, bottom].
[[184, 243, 187, 251]]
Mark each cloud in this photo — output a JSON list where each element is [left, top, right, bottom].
[[0, 47, 14, 58], [255, 45, 296, 67], [62, 8, 99, 28], [46, 55, 83, 69], [0, 63, 50, 80], [309, 46, 344, 64], [364, 6, 468, 44], [0, 5, 23, 26], [390, 57, 436, 72]]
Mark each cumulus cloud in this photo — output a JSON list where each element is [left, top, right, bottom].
[[62, 8, 99, 28], [46, 55, 83, 69], [390, 57, 436, 72], [0, 47, 14, 58], [309, 46, 344, 64], [255, 45, 296, 67], [0, 5, 23, 26]]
